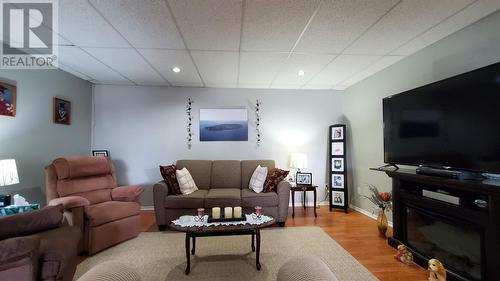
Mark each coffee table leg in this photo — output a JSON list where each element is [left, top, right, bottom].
[[185, 233, 190, 275], [251, 233, 255, 252], [191, 236, 196, 255], [256, 229, 261, 270]]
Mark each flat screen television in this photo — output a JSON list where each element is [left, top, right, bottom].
[[383, 61, 500, 174]]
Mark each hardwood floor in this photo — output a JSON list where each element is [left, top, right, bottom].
[[140, 206, 427, 281]]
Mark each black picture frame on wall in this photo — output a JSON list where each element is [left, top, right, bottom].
[[329, 124, 348, 213], [92, 150, 109, 157]]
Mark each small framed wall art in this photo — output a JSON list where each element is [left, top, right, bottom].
[[296, 172, 312, 185], [53, 97, 71, 125], [329, 124, 348, 213], [0, 82, 16, 117], [92, 150, 109, 157]]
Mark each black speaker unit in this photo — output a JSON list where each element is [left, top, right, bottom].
[[416, 166, 482, 180], [0, 194, 11, 207]]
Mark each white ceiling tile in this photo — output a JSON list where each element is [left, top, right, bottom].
[[301, 84, 335, 90], [92, 80, 135, 86], [340, 56, 403, 88], [306, 55, 381, 87], [241, 0, 321, 51], [58, 63, 92, 81], [272, 53, 336, 87], [345, 0, 474, 55], [83, 48, 166, 84], [294, 0, 399, 53], [238, 83, 270, 89], [191, 51, 239, 85], [58, 0, 129, 47], [205, 83, 238, 88], [392, 0, 500, 56], [239, 52, 288, 85], [138, 49, 203, 87], [168, 0, 242, 51], [58, 46, 127, 82], [89, 0, 184, 49]]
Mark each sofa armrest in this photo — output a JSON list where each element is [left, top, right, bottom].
[[0, 236, 39, 265], [153, 181, 170, 227], [48, 196, 90, 210], [112, 185, 144, 203], [276, 180, 291, 223]]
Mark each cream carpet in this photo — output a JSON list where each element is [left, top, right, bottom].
[[75, 227, 378, 281]]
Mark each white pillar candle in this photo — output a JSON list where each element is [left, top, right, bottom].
[[224, 207, 233, 219], [234, 206, 242, 218], [212, 207, 221, 219]]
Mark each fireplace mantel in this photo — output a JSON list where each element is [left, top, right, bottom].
[[385, 169, 500, 281]]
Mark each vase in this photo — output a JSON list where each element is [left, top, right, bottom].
[[377, 209, 388, 238]]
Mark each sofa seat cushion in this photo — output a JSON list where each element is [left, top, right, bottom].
[[36, 226, 80, 279], [164, 190, 208, 209], [204, 188, 241, 208], [85, 201, 140, 227], [241, 189, 278, 208]]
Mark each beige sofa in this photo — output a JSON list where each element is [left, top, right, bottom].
[[153, 160, 291, 229]]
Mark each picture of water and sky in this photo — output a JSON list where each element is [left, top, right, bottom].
[[200, 108, 248, 141]]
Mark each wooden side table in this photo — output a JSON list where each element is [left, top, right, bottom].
[[291, 185, 317, 218]]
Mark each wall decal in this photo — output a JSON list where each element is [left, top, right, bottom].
[[255, 99, 261, 146], [199, 108, 248, 142], [186, 98, 193, 149]]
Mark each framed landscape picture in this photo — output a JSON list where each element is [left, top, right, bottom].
[[53, 97, 71, 125], [199, 108, 248, 141], [0, 82, 16, 117]]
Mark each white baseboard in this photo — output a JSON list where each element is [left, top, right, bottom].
[[141, 206, 154, 211], [350, 204, 393, 228]]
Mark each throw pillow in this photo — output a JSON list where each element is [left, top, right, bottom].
[[176, 168, 198, 195], [159, 165, 182, 195], [263, 168, 289, 193], [249, 165, 268, 193]]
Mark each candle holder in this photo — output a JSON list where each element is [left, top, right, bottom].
[[252, 206, 263, 220], [194, 208, 205, 222]]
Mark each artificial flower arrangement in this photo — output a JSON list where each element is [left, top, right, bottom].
[[362, 185, 392, 237]]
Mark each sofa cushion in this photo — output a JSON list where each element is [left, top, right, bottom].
[[249, 165, 268, 193], [176, 168, 198, 195], [211, 160, 241, 188], [164, 190, 208, 209], [263, 168, 289, 193], [241, 160, 275, 189], [204, 188, 241, 208], [176, 160, 212, 189], [241, 189, 278, 207], [85, 201, 140, 227], [159, 165, 181, 195]]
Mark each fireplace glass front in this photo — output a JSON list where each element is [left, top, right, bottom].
[[406, 207, 482, 281]]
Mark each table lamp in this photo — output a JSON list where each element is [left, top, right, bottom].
[[289, 153, 307, 182], [0, 159, 19, 207]]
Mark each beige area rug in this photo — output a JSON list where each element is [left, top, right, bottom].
[[74, 227, 378, 281]]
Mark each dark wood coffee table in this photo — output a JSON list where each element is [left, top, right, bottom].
[[169, 216, 275, 275]]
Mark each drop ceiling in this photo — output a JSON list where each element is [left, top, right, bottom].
[[56, 0, 500, 90]]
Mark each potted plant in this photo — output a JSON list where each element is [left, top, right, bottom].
[[362, 185, 392, 237]]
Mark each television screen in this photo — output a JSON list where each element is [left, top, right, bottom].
[[383, 62, 500, 173]]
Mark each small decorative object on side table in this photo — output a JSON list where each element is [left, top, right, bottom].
[[291, 184, 318, 218]]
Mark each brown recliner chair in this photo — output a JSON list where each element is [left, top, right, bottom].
[[45, 156, 144, 255]]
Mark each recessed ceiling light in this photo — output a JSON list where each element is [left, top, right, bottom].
[[172, 66, 181, 73], [298, 70, 305, 76]]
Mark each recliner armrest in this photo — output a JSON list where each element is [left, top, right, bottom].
[[49, 196, 90, 210], [112, 185, 144, 203]]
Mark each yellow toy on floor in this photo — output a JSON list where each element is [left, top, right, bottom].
[[428, 259, 447, 281]]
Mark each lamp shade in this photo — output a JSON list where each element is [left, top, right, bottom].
[[289, 153, 307, 170], [0, 159, 19, 187]]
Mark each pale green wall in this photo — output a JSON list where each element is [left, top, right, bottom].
[[344, 10, 500, 218]]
